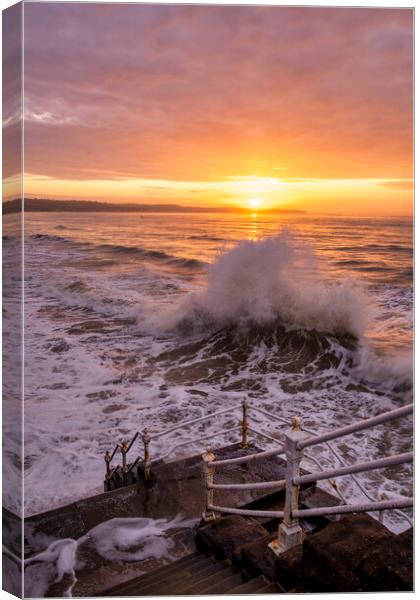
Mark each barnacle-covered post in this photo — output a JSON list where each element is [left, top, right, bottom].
[[142, 428, 152, 481], [269, 415, 305, 555], [241, 399, 249, 448], [202, 447, 216, 521], [104, 450, 112, 491], [120, 441, 129, 485]]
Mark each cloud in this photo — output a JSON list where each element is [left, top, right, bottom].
[[379, 179, 414, 190], [23, 4, 413, 183]]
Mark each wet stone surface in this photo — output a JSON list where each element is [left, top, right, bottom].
[[23, 443, 286, 596]]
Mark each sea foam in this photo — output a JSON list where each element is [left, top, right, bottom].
[[25, 516, 196, 597]]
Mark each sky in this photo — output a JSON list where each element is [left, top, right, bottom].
[[5, 3, 414, 215]]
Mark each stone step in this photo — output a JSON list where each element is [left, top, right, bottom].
[[100, 546, 281, 596], [255, 582, 284, 593], [180, 563, 237, 594], [99, 553, 206, 596], [128, 553, 204, 585], [199, 572, 244, 595], [229, 575, 270, 594], [143, 555, 215, 588], [143, 560, 229, 595]]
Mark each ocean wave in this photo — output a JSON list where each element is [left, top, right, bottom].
[[187, 234, 226, 242], [98, 243, 206, 270], [138, 233, 414, 390], [30, 233, 70, 243], [354, 346, 413, 391], [30, 232, 205, 271], [155, 232, 367, 338]]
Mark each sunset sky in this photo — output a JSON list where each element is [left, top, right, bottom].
[[6, 3, 414, 215]]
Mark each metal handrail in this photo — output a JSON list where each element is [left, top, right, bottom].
[[201, 405, 413, 555], [249, 403, 381, 507], [210, 446, 284, 467], [293, 497, 413, 518], [248, 404, 289, 426], [104, 401, 284, 483], [127, 456, 141, 473], [303, 453, 346, 503], [157, 426, 239, 463], [250, 408, 374, 507], [295, 452, 413, 486], [108, 444, 120, 462], [151, 406, 238, 440], [303, 451, 412, 526], [248, 401, 413, 525], [248, 426, 284, 446], [208, 505, 284, 519], [298, 403, 413, 450], [126, 432, 140, 453], [208, 479, 285, 491], [103, 400, 413, 537], [103, 403, 243, 486]]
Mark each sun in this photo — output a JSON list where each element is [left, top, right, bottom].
[[247, 197, 263, 210]]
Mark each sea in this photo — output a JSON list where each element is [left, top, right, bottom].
[[2, 211, 414, 532]]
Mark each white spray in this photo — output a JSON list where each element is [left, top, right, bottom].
[[160, 232, 367, 337]]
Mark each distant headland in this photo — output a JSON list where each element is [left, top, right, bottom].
[[3, 198, 306, 215]]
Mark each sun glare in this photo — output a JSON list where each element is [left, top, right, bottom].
[[248, 197, 263, 210]]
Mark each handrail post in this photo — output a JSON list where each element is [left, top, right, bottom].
[[104, 450, 112, 491], [120, 442, 128, 485], [202, 447, 217, 521], [379, 492, 388, 524], [269, 416, 306, 555], [142, 428, 152, 481], [241, 399, 249, 448]]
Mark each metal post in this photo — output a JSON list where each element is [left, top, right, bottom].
[[379, 492, 388, 524], [120, 442, 128, 485], [241, 399, 249, 448], [104, 450, 111, 491], [142, 428, 152, 481], [202, 447, 217, 521], [269, 416, 306, 555]]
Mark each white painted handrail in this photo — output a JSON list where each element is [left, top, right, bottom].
[[298, 404, 413, 450], [201, 403, 413, 556], [208, 505, 284, 519], [293, 497, 413, 518], [151, 406, 238, 439], [295, 452, 413, 486], [210, 446, 284, 467], [104, 399, 413, 537], [248, 426, 284, 446], [208, 479, 285, 491], [249, 402, 407, 519], [248, 404, 289, 426], [248, 402, 407, 519], [157, 426, 239, 463]]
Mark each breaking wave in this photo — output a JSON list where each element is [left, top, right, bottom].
[[141, 233, 413, 391], [158, 232, 367, 338]]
